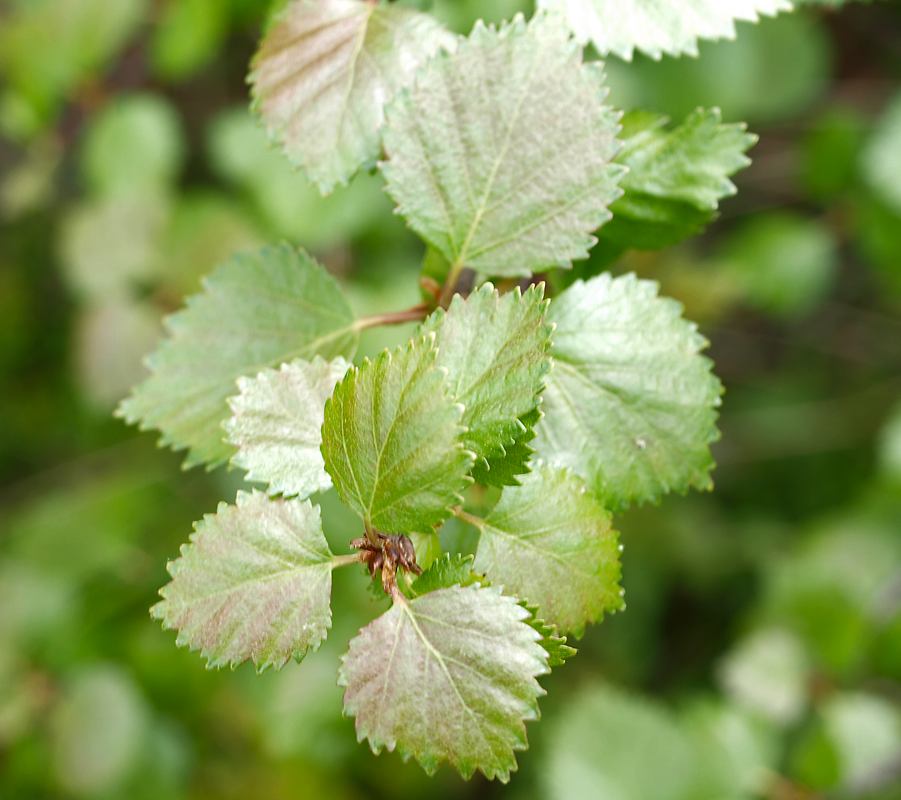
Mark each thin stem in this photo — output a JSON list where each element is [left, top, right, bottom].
[[453, 507, 484, 529], [332, 553, 363, 569], [353, 304, 429, 332]]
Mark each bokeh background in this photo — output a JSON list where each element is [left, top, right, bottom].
[[1, 1, 900, 798]]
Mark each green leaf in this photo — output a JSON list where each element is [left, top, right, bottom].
[[406, 553, 480, 597], [250, 0, 453, 193], [118, 244, 358, 468], [539, 0, 791, 61], [471, 407, 541, 488], [225, 357, 351, 499], [381, 13, 623, 278], [533, 273, 723, 509], [420, 284, 552, 468], [152, 491, 336, 671], [602, 108, 757, 250], [526, 609, 577, 667], [321, 335, 474, 534], [339, 585, 548, 780], [471, 465, 623, 635]]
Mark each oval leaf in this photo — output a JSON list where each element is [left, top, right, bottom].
[[473, 465, 623, 636], [321, 335, 474, 534], [339, 585, 549, 780], [420, 284, 552, 468], [534, 273, 723, 509], [250, 0, 453, 193], [226, 356, 351, 498], [152, 491, 336, 671], [118, 244, 358, 468], [382, 13, 623, 278]]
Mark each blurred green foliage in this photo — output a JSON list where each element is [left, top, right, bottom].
[[0, 0, 899, 798]]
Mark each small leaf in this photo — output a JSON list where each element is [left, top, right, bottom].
[[525, 608, 578, 667], [406, 553, 480, 597], [420, 284, 552, 466], [225, 357, 351, 499], [321, 335, 474, 534], [471, 408, 541, 488], [382, 13, 623, 278], [250, 0, 453, 193], [539, 0, 791, 61], [339, 585, 548, 780], [533, 274, 723, 509], [152, 491, 336, 671], [472, 466, 623, 636], [602, 108, 757, 250], [118, 244, 357, 468]]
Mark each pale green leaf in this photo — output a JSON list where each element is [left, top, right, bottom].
[[602, 108, 757, 249], [471, 465, 623, 635], [250, 0, 453, 193], [339, 585, 548, 780], [152, 491, 336, 671], [534, 273, 723, 509], [420, 284, 552, 467], [540, 0, 791, 61], [382, 13, 623, 278], [118, 244, 358, 469], [225, 357, 351, 499], [321, 335, 473, 534]]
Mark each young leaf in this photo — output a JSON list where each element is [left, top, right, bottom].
[[250, 0, 453, 193], [225, 357, 351, 499], [526, 608, 578, 667], [533, 274, 723, 510], [602, 109, 757, 250], [381, 13, 623, 278], [339, 585, 549, 780], [152, 491, 336, 671], [118, 244, 358, 468], [471, 408, 541, 488], [406, 553, 481, 598], [420, 284, 552, 467], [539, 0, 791, 61], [321, 335, 474, 534], [470, 465, 623, 636]]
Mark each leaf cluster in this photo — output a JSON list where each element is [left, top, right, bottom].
[[117, 0, 796, 781]]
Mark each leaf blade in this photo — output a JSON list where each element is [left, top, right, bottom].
[[321, 335, 474, 534], [382, 13, 623, 277], [533, 274, 723, 509], [118, 244, 357, 469], [225, 357, 351, 499], [420, 284, 552, 466], [339, 585, 548, 780], [152, 491, 335, 671], [473, 466, 623, 636], [250, 0, 453, 193], [603, 108, 757, 250], [540, 0, 792, 61]]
